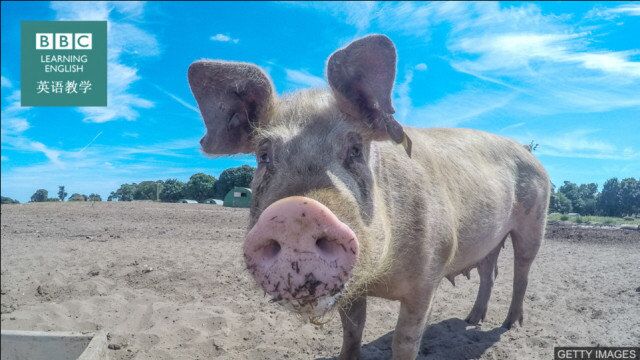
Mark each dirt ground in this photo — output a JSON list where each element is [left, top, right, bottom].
[[1, 202, 638, 359]]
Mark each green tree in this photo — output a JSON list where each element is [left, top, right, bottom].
[[57, 185, 67, 201], [1, 196, 20, 204], [30, 189, 48, 202], [619, 177, 639, 216], [68, 193, 88, 201], [109, 183, 137, 201], [558, 181, 581, 213], [582, 198, 597, 216], [214, 165, 255, 199], [134, 181, 162, 201], [557, 181, 598, 215], [88, 193, 102, 202], [185, 173, 216, 202], [577, 183, 598, 215], [550, 192, 572, 214], [597, 178, 621, 217], [159, 179, 186, 202]]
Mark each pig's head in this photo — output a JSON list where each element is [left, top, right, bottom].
[[188, 35, 407, 320]]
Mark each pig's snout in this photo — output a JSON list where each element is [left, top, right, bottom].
[[244, 196, 359, 303]]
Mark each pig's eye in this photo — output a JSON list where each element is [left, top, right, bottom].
[[349, 144, 362, 159], [258, 152, 270, 164]]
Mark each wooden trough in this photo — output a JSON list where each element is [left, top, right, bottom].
[[1, 330, 107, 360]]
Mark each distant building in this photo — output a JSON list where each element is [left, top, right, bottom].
[[204, 198, 223, 205], [178, 199, 198, 204], [223, 187, 252, 208]]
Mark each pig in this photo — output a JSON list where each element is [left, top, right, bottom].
[[188, 34, 550, 360]]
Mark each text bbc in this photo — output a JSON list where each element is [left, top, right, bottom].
[[35, 33, 92, 50]]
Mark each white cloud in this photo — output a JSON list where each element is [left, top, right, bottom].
[[3, 119, 30, 133], [1, 90, 25, 115], [409, 89, 516, 128], [394, 70, 414, 123], [308, 2, 640, 117], [154, 85, 200, 113], [29, 141, 63, 165], [0, 136, 210, 202], [49, 1, 158, 123], [122, 132, 139, 138], [50, 1, 110, 20], [414, 63, 428, 71], [452, 32, 640, 78], [284, 2, 378, 33], [499, 121, 526, 133], [210, 33, 239, 44], [393, 66, 515, 128], [285, 69, 326, 88], [0, 113, 64, 168], [1, 75, 12, 88], [513, 129, 639, 160], [587, 3, 640, 20]]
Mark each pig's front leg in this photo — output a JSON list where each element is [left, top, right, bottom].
[[338, 296, 367, 360], [391, 287, 436, 359]]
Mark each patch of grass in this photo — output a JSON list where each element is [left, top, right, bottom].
[[548, 213, 640, 226]]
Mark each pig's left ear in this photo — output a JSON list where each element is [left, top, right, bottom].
[[327, 35, 411, 155]]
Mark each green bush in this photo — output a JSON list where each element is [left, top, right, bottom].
[[68, 193, 88, 201], [560, 215, 569, 221], [1, 196, 19, 204], [30, 189, 48, 202]]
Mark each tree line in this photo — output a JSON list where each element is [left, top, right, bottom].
[[107, 165, 254, 203], [8, 186, 104, 203], [549, 177, 639, 217], [3, 169, 638, 217], [1, 165, 254, 205]]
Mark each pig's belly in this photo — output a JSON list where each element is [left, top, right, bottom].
[[445, 207, 514, 276]]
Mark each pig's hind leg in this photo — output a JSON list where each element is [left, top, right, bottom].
[[502, 211, 545, 329], [465, 239, 504, 325]]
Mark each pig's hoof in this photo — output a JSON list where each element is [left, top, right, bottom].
[[501, 313, 524, 329], [465, 309, 486, 325]]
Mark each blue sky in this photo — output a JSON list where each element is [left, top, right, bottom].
[[1, 1, 639, 202]]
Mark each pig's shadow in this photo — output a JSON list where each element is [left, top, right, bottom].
[[317, 318, 507, 360]]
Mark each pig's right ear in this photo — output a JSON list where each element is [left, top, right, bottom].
[[188, 61, 274, 155]]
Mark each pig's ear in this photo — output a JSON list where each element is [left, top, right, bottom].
[[188, 60, 274, 155], [327, 35, 410, 154]]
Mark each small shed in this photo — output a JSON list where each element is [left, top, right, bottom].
[[204, 198, 223, 205], [223, 187, 252, 208], [178, 199, 198, 204]]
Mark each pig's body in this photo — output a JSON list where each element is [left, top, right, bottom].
[[372, 126, 547, 285], [318, 126, 550, 359], [189, 35, 550, 359], [367, 127, 548, 313]]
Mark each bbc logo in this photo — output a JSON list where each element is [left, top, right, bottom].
[[35, 33, 92, 50]]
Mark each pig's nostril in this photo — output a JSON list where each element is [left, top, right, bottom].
[[315, 236, 334, 255], [262, 239, 281, 259]]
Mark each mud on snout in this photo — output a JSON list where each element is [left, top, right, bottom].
[[243, 196, 360, 320]]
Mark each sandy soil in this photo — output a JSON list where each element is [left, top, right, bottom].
[[1, 202, 639, 359]]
